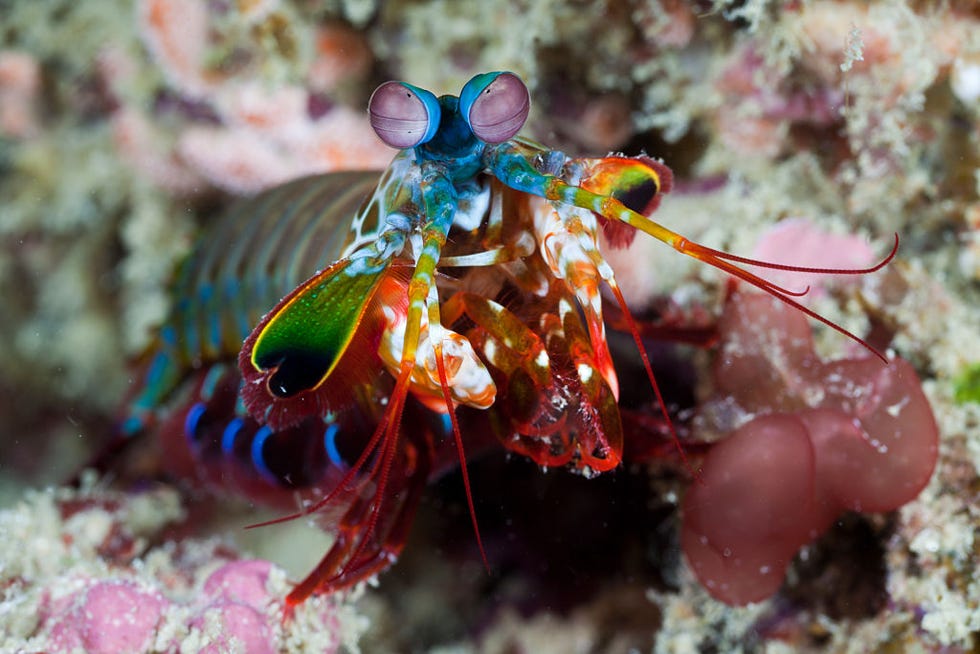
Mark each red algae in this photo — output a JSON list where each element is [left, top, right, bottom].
[[682, 293, 939, 605], [681, 414, 819, 605]]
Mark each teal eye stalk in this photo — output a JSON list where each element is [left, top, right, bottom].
[[459, 71, 530, 143], [368, 81, 441, 148]]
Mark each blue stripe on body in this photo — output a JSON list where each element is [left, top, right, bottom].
[[184, 402, 207, 442], [250, 425, 275, 481], [222, 417, 244, 454], [323, 423, 348, 470]]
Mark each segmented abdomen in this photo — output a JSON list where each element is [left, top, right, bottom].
[[124, 172, 383, 504]]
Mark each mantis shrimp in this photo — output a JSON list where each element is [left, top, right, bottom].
[[122, 72, 896, 608]]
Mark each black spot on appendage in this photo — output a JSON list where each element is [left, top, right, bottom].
[[262, 350, 334, 397], [615, 180, 657, 215]]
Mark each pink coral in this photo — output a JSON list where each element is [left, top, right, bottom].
[[47, 581, 169, 654], [635, 0, 696, 49], [307, 22, 373, 93], [127, 1, 393, 195], [203, 559, 275, 609], [42, 556, 339, 652], [0, 50, 41, 138], [40, 562, 286, 653], [197, 559, 280, 653], [41, 562, 287, 653], [3, 487, 351, 653], [178, 96, 392, 194], [138, 0, 212, 97], [681, 292, 938, 605], [750, 218, 875, 301], [713, 44, 843, 159], [193, 602, 274, 654]]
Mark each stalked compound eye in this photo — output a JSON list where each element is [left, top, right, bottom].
[[368, 81, 441, 149], [459, 72, 530, 143]]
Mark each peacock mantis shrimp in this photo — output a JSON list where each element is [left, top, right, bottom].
[[120, 72, 896, 608]]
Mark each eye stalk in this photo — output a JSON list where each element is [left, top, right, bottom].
[[368, 81, 441, 149], [459, 72, 530, 144]]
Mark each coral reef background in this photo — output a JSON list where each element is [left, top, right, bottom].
[[1, 0, 979, 652]]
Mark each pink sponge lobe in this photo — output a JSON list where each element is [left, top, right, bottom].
[[682, 292, 939, 605]]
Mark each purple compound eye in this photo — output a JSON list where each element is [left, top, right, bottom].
[[368, 81, 441, 149], [460, 72, 530, 144]]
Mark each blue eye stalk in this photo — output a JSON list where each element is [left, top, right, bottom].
[[459, 72, 530, 143], [368, 81, 441, 149], [368, 72, 530, 150]]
